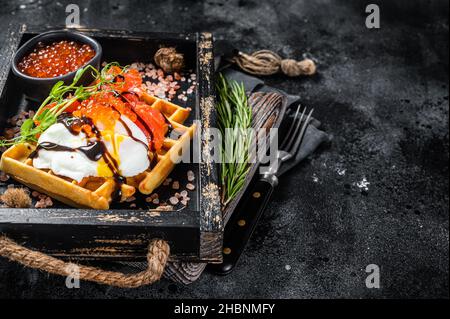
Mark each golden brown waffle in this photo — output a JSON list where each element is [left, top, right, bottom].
[[0, 92, 195, 209]]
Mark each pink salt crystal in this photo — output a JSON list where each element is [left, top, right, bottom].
[[0, 171, 9, 182], [125, 196, 136, 202], [169, 196, 179, 205], [35, 200, 45, 208], [45, 197, 53, 206]]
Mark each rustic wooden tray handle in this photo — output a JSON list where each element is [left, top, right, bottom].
[[0, 236, 170, 288]]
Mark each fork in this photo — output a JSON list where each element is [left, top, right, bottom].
[[261, 105, 314, 185], [209, 105, 314, 275]]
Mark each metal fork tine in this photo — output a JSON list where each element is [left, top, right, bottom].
[[280, 104, 301, 150], [284, 107, 306, 152], [290, 108, 314, 157]]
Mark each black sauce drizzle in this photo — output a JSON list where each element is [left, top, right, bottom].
[[30, 141, 105, 162]]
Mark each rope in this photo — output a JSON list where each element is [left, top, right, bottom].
[[0, 236, 169, 288], [230, 50, 316, 77]]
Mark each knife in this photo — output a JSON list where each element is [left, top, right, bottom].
[[209, 105, 313, 275]]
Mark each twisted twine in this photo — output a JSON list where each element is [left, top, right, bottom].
[[0, 236, 169, 288], [231, 50, 316, 77]]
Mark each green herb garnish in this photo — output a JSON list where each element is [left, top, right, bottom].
[[0, 62, 128, 147], [216, 73, 252, 206]]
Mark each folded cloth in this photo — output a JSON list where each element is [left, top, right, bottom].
[[114, 67, 330, 284]]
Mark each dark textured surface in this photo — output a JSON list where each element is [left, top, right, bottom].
[[0, 0, 448, 298]]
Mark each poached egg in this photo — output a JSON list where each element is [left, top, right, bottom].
[[33, 114, 150, 182]]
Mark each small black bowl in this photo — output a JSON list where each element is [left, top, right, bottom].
[[12, 30, 102, 102]]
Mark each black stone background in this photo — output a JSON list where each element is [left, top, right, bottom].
[[0, 0, 448, 299]]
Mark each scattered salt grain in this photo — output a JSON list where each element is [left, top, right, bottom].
[[125, 196, 136, 202], [312, 174, 319, 183], [0, 171, 9, 182], [169, 196, 179, 205], [35, 195, 53, 208], [146, 193, 159, 202], [45, 196, 53, 206], [187, 170, 195, 182], [355, 177, 370, 192]]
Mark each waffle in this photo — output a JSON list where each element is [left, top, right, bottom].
[[0, 92, 195, 209]]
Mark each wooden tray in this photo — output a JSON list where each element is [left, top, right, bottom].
[[0, 25, 222, 263]]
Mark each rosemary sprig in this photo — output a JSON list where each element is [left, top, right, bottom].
[[0, 62, 127, 147], [216, 73, 252, 206]]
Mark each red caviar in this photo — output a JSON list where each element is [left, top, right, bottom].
[[17, 40, 95, 78]]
